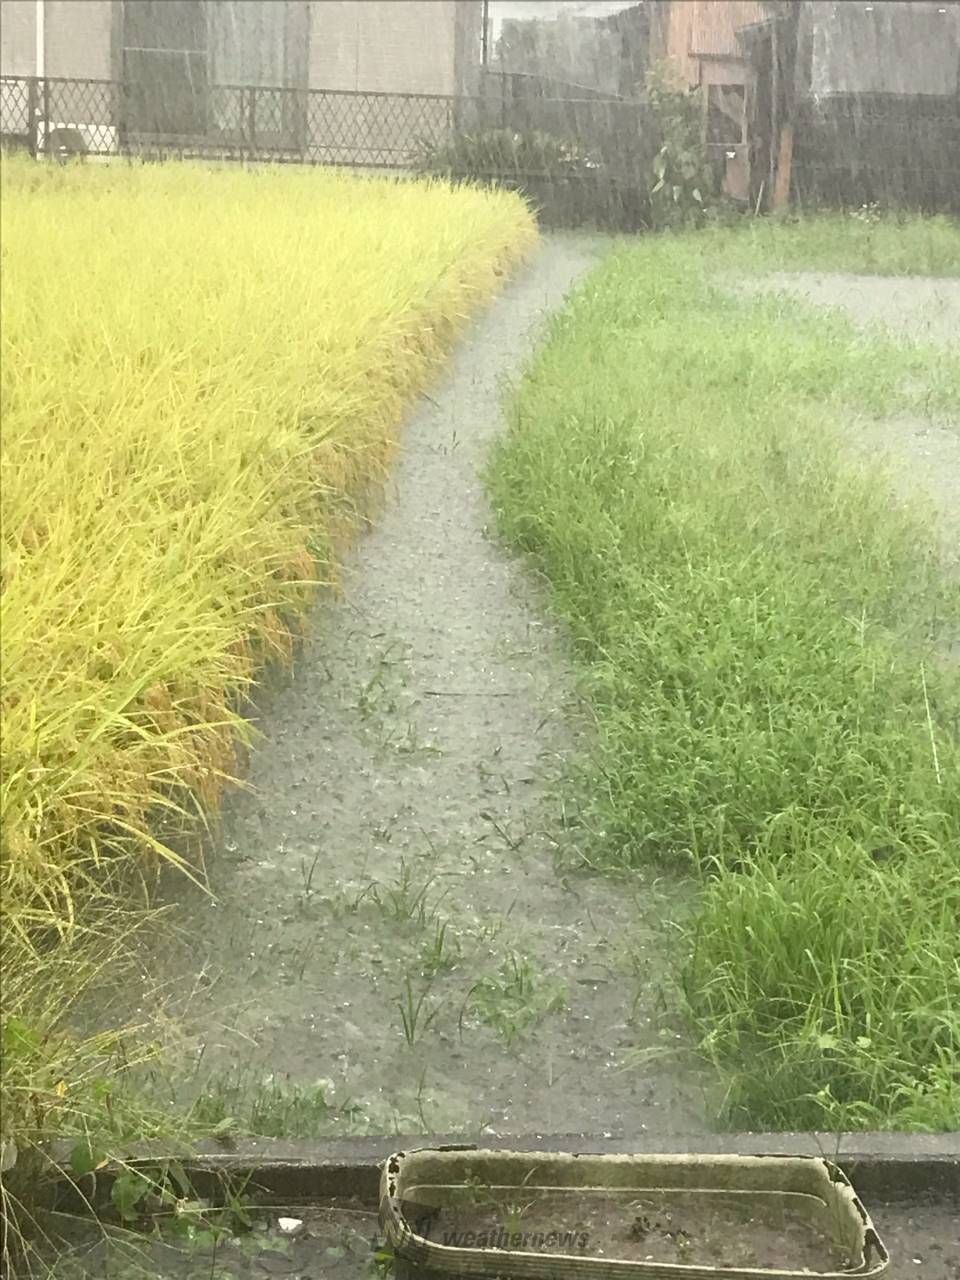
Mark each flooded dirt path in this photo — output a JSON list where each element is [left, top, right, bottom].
[[140, 238, 707, 1140]]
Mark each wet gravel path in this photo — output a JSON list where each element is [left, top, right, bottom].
[[143, 237, 706, 1139]]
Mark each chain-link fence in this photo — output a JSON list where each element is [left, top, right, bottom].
[[0, 73, 659, 229], [3, 72, 959, 221], [0, 75, 462, 169]]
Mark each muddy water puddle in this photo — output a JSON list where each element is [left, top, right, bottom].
[[103, 238, 707, 1140]]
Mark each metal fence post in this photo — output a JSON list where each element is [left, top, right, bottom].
[[41, 76, 51, 156], [26, 76, 38, 157], [245, 86, 257, 157]]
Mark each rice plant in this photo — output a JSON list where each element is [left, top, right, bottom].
[[0, 154, 535, 1260], [1, 156, 535, 938]]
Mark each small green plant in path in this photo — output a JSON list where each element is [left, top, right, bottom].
[[467, 952, 567, 1045], [396, 976, 442, 1046], [487, 220, 960, 1130]]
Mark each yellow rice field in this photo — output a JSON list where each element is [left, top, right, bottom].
[[0, 157, 537, 940]]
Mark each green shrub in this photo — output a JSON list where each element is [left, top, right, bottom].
[[646, 62, 716, 228], [419, 127, 599, 179]]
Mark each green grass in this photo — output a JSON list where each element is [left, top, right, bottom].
[[488, 221, 960, 1130], [694, 209, 960, 276]]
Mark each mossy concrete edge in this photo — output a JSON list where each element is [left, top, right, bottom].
[[55, 1132, 958, 1205]]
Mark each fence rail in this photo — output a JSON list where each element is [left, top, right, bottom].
[[0, 74, 657, 174], [0, 73, 658, 229], [4, 74, 957, 218], [0, 75, 465, 168]]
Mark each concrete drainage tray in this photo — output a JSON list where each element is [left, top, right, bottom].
[[380, 1147, 888, 1277]]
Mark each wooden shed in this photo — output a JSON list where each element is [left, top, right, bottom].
[[646, 0, 768, 202]]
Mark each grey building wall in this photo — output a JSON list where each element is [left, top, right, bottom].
[[0, 1, 481, 95], [495, 12, 624, 95], [305, 0, 478, 164], [308, 0, 463, 94], [1, 0, 483, 160], [45, 0, 113, 78], [808, 0, 960, 97], [1, 0, 113, 141], [0, 0, 113, 77], [454, 0, 483, 97], [0, 1, 36, 75]]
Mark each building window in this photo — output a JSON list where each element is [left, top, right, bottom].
[[120, 1, 308, 140], [121, 0, 208, 137]]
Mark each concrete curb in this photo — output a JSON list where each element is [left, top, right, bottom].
[[100, 1132, 959, 1205]]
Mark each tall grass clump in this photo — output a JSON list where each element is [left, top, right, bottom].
[[488, 225, 959, 1130], [0, 155, 535, 1250]]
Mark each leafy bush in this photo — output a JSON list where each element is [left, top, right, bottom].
[[646, 61, 716, 228], [420, 128, 599, 179]]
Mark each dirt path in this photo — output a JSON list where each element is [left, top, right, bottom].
[[139, 238, 706, 1140], [738, 272, 960, 565]]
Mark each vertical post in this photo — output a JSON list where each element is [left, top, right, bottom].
[[41, 75, 51, 156], [35, 0, 46, 156], [772, 4, 804, 213], [26, 78, 38, 157], [35, 0, 46, 77], [246, 86, 257, 157], [768, 17, 779, 206], [772, 125, 794, 211]]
